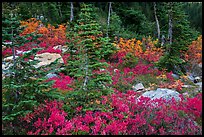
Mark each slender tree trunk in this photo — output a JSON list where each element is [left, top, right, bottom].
[[168, 2, 173, 45], [11, 28, 16, 69], [57, 2, 62, 19], [30, 2, 33, 17], [106, 2, 112, 37], [153, 2, 160, 40], [83, 56, 89, 91], [70, 2, 74, 22], [41, 2, 45, 18], [41, 2, 45, 17]]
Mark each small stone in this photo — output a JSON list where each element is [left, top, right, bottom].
[[182, 92, 189, 97], [16, 50, 24, 55], [132, 83, 145, 91], [194, 77, 201, 83], [3, 55, 19, 62], [53, 45, 62, 50], [3, 41, 12, 45], [182, 85, 194, 88], [45, 73, 58, 79], [198, 63, 202, 68], [62, 46, 68, 53], [195, 82, 202, 91], [195, 76, 201, 80], [172, 73, 179, 79]]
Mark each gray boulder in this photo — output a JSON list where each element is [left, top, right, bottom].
[[138, 88, 181, 102]]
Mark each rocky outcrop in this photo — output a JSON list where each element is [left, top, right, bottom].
[[138, 88, 181, 102], [33, 52, 64, 68]]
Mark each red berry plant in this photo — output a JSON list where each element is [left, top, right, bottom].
[[21, 100, 73, 135], [46, 73, 73, 94], [184, 35, 202, 73], [2, 18, 69, 64], [21, 91, 202, 135]]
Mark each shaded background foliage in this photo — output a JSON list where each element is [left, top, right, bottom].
[[2, 2, 202, 37]]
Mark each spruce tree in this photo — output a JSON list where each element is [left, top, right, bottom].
[[2, 12, 63, 135], [65, 3, 115, 92], [156, 2, 199, 74]]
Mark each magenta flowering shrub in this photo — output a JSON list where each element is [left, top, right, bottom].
[[107, 60, 159, 91], [2, 47, 13, 57], [46, 73, 73, 92], [69, 91, 202, 135], [21, 100, 73, 135], [36, 46, 61, 54], [22, 91, 202, 135], [171, 93, 202, 118], [107, 54, 184, 92]]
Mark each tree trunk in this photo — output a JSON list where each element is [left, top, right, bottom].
[[83, 60, 89, 91], [70, 2, 74, 22], [41, 2, 45, 18], [106, 2, 112, 37], [168, 2, 173, 45], [57, 2, 62, 19], [153, 2, 160, 40], [82, 50, 89, 91], [11, 28, 16, 69]]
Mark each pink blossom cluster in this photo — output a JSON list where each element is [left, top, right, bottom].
[[46, 73, 73, 91], [22, 91, 202, 135], [108, 61, 158, 87], [21, 100, 73, 135]]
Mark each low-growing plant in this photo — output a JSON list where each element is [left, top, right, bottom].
[[21, 91, 202, 135]]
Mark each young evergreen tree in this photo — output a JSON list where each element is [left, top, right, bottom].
[[156, 2, 199, 74], [2, 12, 63, 135], [65, 3, 115, 92]]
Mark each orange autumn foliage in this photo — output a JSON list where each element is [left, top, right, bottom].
[[185, 35, 202, 65], [117, 38, 143, 57], [115, 37, 164, 62], [20, 18, 40, 35], [141, 37, 164, 62], [20, 18, 67, 46], [159, 80, 184, 92]]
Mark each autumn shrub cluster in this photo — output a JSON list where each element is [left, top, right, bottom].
[[20, 18, 67, 47], [184, 35, 202, 75], [107, 51, 184, 92], [2, 17, 202, 135], [184, 35, 202, 65], [114, 37, 163, 63], [21, 91, 202, 135], [2, 18, 67, 58]]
